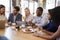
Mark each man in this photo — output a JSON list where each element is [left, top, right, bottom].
[[8, 6, 22, 23], [32, 7, 48, 29], [33, 6, 60, 40]]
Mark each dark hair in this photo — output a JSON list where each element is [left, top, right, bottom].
[[0, 5, 5, 9], [37, 7, 43, 12], [48, 9, 54, 16], [14, 6, 20, 11], [48, 6, 60, 26]]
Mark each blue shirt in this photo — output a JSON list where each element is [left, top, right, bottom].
[[43, 20, 58, 33]]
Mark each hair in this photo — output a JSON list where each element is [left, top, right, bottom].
[[25, 7, 30, 14], [48, 9, 54, 17], [0, 5, 5, 9], [25, 7, 30, 11], [48, 9, 52, 20], [14, 6, 20, 11], [37, 7, 43, 12], [48, 6, 60, 26], [24, 7, 31, 17]]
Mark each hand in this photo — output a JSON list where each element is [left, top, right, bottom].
[[33, 33, 52, 40], [37, 26, 43, 31], [33, 32, 44, 37], [28, 21, 32, 26], [8, 22, 12, 25], [33, 33, 40, 37]]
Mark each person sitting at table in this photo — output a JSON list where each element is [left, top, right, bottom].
[[34, 6, 60, 40], [8, 6, 22, 23], [24, 8, 33, 26], [0, 5, 7, 21], [41, 9, 58, 35], [32, 7, 48, 29], [0, 5, 7, 28]]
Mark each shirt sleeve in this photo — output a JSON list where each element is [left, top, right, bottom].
[[8, 14, 12, 22], [32, 16, 36, 23]]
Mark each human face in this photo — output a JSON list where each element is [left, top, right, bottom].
[[47, 12, 51, 20], [25, 9, 30, 17], [36, 9, 42, 16], [0, 7, 5, 14], [13, 8, 19, 15]]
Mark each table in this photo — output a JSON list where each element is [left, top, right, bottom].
[[0, 27, 47, 40]]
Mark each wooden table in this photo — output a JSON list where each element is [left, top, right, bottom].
[[0, 27, 47, 40]]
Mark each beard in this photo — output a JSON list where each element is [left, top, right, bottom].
[[37, 13, 42, 17]]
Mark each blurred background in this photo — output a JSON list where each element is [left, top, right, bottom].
[[0, 0, 60, 19]]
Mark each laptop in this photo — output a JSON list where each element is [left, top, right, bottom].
[[16, 21, 25, 26]]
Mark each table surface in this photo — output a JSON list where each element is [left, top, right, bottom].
[[0, 27, 47, 40]]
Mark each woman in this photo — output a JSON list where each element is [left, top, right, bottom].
[[0, 5, 7, 20], [34, 6, 60, 40], [0, 5, 7, 28], [24, 8, 33, 26], [0, 5, 5, 15], [42, 9, 58, 35]]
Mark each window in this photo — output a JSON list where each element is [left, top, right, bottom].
[[0, 0, 11, 19], [21, 0, 38, 16], [46, 0, 56, 9]]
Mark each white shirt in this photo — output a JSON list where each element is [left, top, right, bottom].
[[32, 15, 48, 27], [13, 15, 16, 23], [25, 14, 33, 22]]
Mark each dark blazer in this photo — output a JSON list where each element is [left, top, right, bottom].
[[8, 13, 22, 23]]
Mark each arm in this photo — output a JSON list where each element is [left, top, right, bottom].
[[35, 17, 48, 30], [34, 26, 60, 40], [17, 14, 22, 21], [39, 16, 48, 27], [41, 26, 60, 40], [49, 26, 60, 39], [42, 29, 54, 35], [42, 25, 54, 35], [8, 14, 12, 22], [20, 14, 22, 21], [8, 14, 12, 25]]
